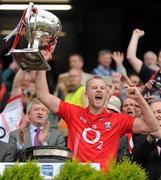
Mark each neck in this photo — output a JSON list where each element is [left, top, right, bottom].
[[89, 106, 104, 115], [31, 122, 42, 128], [103, 66, 110, 69], [68, 84, 81, 92]]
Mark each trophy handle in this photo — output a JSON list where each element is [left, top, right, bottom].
[[25, 2, 34, 48]]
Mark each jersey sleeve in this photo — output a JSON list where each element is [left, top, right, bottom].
[[139, 64, 155, 83], [119, 114, 135, 136]]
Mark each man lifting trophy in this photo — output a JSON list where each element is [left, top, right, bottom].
[[5, 2, 62, 70]]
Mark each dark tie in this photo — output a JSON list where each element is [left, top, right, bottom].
[[34, 128, 41, 146]]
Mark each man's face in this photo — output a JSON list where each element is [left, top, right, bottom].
[[69, 55, 83, 70], [129, 75, 140, 87], [122, 98, 141, 117], [29, 103, 49, 127], [68, 69, 81, 88], [85, 78, 108, 109], [150, 101, 161, 127], [99, 53, 112, 69], [144, 52, 157, 67]]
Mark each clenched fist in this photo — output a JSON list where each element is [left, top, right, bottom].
[[132, 28, 145, 39]]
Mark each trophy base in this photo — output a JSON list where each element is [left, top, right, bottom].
[[18, 146, 72, 162], [11, 48, 51, 71]]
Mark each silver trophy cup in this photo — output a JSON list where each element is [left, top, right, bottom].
[[11, 2, 62, 70]]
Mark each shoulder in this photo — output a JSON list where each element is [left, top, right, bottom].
[[7, 95, 22, 103], [82, 71, 93, 77], [49, 128, 63, 135], [0, 140, 13, 150], [58, 72, 68, 79], [91, 66, 99, 73], [60, 100, 84, 110], [3, 95, 23, 113], [10, 129, 19, 136]]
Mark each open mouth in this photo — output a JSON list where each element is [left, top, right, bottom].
[[127, 111, 134, 115], [95, 95, 103, 102], [37, 115, 43, 120]]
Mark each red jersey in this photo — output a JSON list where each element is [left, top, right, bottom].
[[56, 101, 134, 170]]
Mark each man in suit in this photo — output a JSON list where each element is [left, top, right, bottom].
[[0, 140, 16, 162], [9, 98, 65, 150], [132, 100, 161, 180]]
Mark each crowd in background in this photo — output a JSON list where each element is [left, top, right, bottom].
[[0, 28, 161, 179]]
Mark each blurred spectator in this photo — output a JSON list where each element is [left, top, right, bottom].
[[129, 73, 143, 87], [65, 68, 87, 107], [107, 95, 121, 113], [112, 51, 127, 76], [143, 51, 159, 71], [127, 28, 161, 100], [58, 53, 92, 86], [0, 63, 7, 111], [9, 98, 65, 151], [132, 99, 161, 180], [92, 49, 127, 77], [122, 98, 143, 119], [59, 68, 88, 143], [55, 53, 92, 100], [121, 97, 143, 153], [2, 59, 19, 92], [111, 72, 132, 99], [112, 72, 122, 97], [0, 140, 16, 162], [0, 69, 24, 143], [22, 71, 36, 110]]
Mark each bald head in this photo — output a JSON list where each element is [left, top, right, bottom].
[[143, 51, 157, 67], [86, 76, 106, 90]]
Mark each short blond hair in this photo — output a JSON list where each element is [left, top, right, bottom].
[[86, 76, 106, 89]]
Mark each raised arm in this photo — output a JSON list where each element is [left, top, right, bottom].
[[10, 69, 25, 99], [2, 60, 19, 91], [126, 29, 145, 74], [112, 51, 127, 76], [125, 86, 159, 134], [35, 71, 60, 113], [35, 45, 61, 113]]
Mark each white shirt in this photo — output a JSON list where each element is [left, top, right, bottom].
[[0, 96, 23, 143], [17, 123, 47, 150], [30, 123, 43, 146]]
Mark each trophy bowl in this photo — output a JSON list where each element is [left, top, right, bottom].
[[11, 2, 62, 71]]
